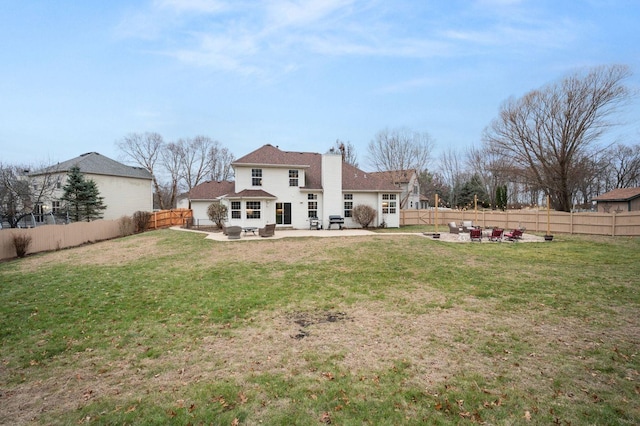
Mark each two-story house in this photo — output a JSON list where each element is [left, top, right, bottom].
[[30, 152, 153, 223], [188, 144, 402, 229], [369, 169, 421, 210]]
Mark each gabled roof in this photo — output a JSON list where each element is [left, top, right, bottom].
[[189, 180, 235, 200], [233, 144, 399, 192], [592, 187, 640, 202], [227, 189, 277, 199], [33, 152, 152, 180]]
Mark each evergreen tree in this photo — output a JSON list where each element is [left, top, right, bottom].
[[61, 166, 107, 222], [496, 185, 508, 211]]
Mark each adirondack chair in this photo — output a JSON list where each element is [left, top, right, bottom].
[[489, 228, 504, 242], [505, 228, 523, 241], [469, 228, 482, 242]]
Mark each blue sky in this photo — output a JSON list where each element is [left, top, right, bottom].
[[1, 0, 639, 170]]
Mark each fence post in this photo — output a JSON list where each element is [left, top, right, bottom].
[[612, 211, 616, 237]]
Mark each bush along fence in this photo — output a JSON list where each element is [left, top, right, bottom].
[[400, 209, 640, 237]]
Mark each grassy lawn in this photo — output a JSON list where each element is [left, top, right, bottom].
[[1, 229, 639, 425]]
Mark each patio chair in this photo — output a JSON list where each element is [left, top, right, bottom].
[[461, 221, 474, 232], [505, 228, 523, 241], [489, 228, 504, 242], [259, 223, 276, 238], [448, 222, 461, 234], [226, 226, 242, 240], [470, 228, 482, 242]]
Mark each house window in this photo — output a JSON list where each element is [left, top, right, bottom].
[[344, 194, 353, 218], [252, 169, 262, 186], [34, 203, 44, 222], [52, 201, 61, 215], [308, 194, 318, 217], [231, 201, 241, 219], [382, 194, 397, 214], [246, 201, 261, 219], [289, 170, 299, 187]]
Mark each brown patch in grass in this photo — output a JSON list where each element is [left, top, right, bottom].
[[15, 234, 164, 273], [2, 297, 638, 424]]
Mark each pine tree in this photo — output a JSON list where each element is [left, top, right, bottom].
[[61, 166, 107, 222]]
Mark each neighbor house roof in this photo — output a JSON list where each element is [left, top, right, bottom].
[[369, 169, 417, 185], [592, 187, 640, 201], [233, 144, 400, 192], [33, 152, 152, 180], [189, 180, 235, 200]]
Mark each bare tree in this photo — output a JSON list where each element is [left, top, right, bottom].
[[602, 142, 640, 190], [334, 139, 359, 167], [437, 148, 467, 208], [161, 142, 183, 209], [180, 136, 215, 191], [210, 144, 235, 182], [368, 127, 433, 174], [0, 162, 58, 228], [117, 132, 167, 209], [483, 64, 632, 211]]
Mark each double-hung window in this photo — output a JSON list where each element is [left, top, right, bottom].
[[231, 201, 241, 219], [252, 169, 262, 186], [246, 201, 261, 219], [289, 170, 299, 187], [308, 194, 318, 218], [344, 194, 353, 218], [382, 194, 397, 214]]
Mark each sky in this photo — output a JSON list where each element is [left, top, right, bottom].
[[1, 0, 639, 171]]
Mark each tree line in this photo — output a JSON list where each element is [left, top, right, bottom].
[[2, 64, 638, 228]]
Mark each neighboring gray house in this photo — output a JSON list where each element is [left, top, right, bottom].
[[31, 152, 153, 222], [188, 144, 402, 229]]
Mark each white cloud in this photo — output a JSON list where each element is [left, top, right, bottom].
[[154, 0, 229, 14]]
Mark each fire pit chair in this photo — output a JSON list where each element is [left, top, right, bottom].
[[259, 223, 276, 237], [448, 222, 462, 234], [226, 226, 242, 240], [470, 228, 483, 242], [489, 228, 504, 242]]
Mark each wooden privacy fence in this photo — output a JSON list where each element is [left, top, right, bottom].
[[401, 209, 640, 236], [146, 209, 193, 230], [0, 220, 122, 260]]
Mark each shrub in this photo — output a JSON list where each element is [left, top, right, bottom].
[[352, 204, 377, 228], [118, 215, 135, 236], [12, 232, 32, 258], [133, 211, 152, 233], [207, 203, 228, 230]]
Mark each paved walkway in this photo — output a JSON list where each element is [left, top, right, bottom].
[[171, 227, 545, 243]]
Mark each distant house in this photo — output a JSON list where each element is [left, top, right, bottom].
[[188, 144, 401, 229], [592, 187, 640, 213], [369, 169, 421, 209], [31, 152, 153, 222]]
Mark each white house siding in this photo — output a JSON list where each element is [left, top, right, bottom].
[[321, 153, 343, 223], [191, 200, 216, 226], [86, 174, 153, 220]]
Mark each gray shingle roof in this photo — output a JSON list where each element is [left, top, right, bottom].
[[34, 152, 152, 180]]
